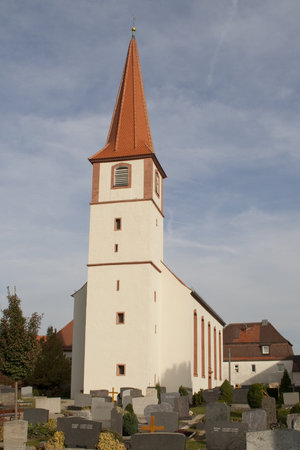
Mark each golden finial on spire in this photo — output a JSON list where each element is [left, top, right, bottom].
[[132, 15, 136, 38]]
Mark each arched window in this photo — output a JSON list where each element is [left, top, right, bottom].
[[111, 163, 131, 188], [193, 310, 198, 376]]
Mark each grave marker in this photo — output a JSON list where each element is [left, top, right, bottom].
[[3, 419, 28, 450], [141, 415, 165, 433], [206, 422, 248, 450], [174, 395, 190, 419], [109, 387, 119, 402], [261, 396, 276, 427], [23, 408, 49, 425], [57, 416, 102, 449], [246, 429, 300, 449], [205, 402, 230, 423], [283, 392, 300, 406], [131, 432, 186, 450], [242, 409, 267, 431]]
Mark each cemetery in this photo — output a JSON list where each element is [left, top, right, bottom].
[[0, 377, 300, 449]]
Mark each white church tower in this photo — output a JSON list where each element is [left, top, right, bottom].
[[71, 29, 225, 398]]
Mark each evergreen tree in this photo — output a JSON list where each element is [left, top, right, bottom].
[[28, 326, 71, 397], [0, 288, 42, 418]]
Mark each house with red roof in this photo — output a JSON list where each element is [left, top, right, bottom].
[[223, 320, 294, 387]]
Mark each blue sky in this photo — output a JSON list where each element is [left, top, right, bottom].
[[1, 0, 299, 353]]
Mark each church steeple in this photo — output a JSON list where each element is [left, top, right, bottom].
[[89, 31, 154, 161]]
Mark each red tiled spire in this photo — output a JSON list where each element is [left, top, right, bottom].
[[89, 34, 154, 161]]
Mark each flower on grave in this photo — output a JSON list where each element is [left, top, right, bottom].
[[96, 431, 126, 450], [45, 431, 65, 449]]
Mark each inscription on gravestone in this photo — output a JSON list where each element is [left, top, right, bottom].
[[206, 422, 248, 450], [57, 417, 102, 449]]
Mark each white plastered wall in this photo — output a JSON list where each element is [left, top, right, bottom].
[[71, 283, 87, 398], [223, 359, 293, 386]]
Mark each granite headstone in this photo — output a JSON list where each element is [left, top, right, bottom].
[[57, 416, 102, 449], [23, 408, 49, 425], [131, 432, 186, 450]]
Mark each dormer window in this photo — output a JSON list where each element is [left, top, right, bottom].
[[261, 345, 270, 355], [111, 163, 131, 189]]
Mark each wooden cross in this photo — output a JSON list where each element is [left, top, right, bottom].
[[141, 415, 165, 433], [109, 387, 118, 402]]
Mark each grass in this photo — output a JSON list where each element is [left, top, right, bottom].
[[186, 441, 206, 449], [190, 405, 206, 416]]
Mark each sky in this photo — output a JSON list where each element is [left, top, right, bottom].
[[1, 0, 299, 353]]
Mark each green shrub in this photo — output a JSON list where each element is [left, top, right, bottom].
[[155, 383, 162, 403], [277, 407, 290, 426], [124, 403, 134, 413], [192, 389, 203, 406], [290, 403, 300, 414], [123, 410, 138, 436], [248, 383, 265, 408], [220, 379, 233, 404], [28, 419, 57, 441], [179, 385, 189, 396], [278, 369, 293, 404]]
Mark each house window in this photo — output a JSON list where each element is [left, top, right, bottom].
[[114, 244, 119, 252], [116, 364, 126, 376], [155, 171, 160, 196], [261, 345, 270, 355], [116, 312, 125, 324], [277, 363, 284, 372], [114, 218, 121, 230], [116, 280, 120, 291], [112, 164, 130, 188], [251, 364, 256, 373], [234, 364, 239, 373]]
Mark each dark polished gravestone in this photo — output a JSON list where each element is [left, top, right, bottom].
[[23, 408, 49, 425], [261, 396, 277, 427], [242, 409, 267, 432], [161, 392, 180, 408], [131, 432, 186, 450], [111, 408, 123, 436], [246, 429, 300, 450], [232, 388, 249, 405], [0, 386, 15, 406], [206, 422, 248, 450], [202, 387, 221, 403], [90, 389, 109, 397], [205, 402, 230, 423], [57, 416, 102, 449], [174, 395, 190, 419], [151, 411, 179, 432]]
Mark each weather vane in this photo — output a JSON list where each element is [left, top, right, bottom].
[[132, 15, 136, 37]]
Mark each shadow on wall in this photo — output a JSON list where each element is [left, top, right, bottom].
[[161, 362, 192, 392], [227, 361, 293, 386]]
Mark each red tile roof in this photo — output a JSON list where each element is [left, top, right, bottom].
[[223, 321, 294, 361], [57, 320, 73, 351], [89, 37, 154, 162]]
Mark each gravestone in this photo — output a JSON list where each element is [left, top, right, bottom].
[[0, 386, 14, 406], [151, 411, 179, 432], [205, 402, 230, 423], [242, 409, 267, 431], [161, 392, 180, 408], [122, 395, 132, 410], [131, 432, 186, 450], [287, 413, 300, 429], [21, 386, 33, 398], [57, 417, 102, 449], [91, 398, 115, 427], [233, 388, 249, 405], [3, 419, 28, 450], [206, 422, 248, 450], [69, 409, 92, 420], [23, 408, 49, 425], [74, 392, 92, 407], [246, 429, 300, 450], [35, 396, 61, 413], [186, 387, 193, 405], [283, 392, 300, 406], [111, 408, 123, 435], [261, 396, 276, 426], [122, 388, 142, 399], [144, 402, 174, 424], [294, 416, 300, 431], [132, 396, 158, 417], [174, 395, 190, 419], [90, 389, 109, 397], [202, 388, 221, 403], [67, 405, 82, 410], [146, 387, 158, 398]]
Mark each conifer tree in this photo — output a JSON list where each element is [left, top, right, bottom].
[[28, 326, 71, 397], [0, 288, 42, 418]]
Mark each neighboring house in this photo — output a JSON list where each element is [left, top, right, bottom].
[[223, 320, 294, 387], [292, 355, 300, 387], [71, 29, 225, 398], [57, 320, 73, 360]]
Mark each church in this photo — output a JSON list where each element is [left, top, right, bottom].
[[71, 28, 225, 398]]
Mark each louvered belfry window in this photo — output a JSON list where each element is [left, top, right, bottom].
[[114, 165, 129, 187]]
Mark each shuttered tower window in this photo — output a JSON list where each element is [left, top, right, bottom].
[[114, 165, 129, 187]]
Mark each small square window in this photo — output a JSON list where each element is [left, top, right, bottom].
[[234, 364, 239, 373], [262, 345, 270, 354], [114, 218, 121, 230], [116, 280, 120, 291], [116, 312, 125, 324], [117, 364, 126, 376], [114, 244, 118, 252], [251, 364, 256, 373]]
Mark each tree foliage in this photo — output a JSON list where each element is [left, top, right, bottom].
[[220, 379, 233, 404], [28, 326, 71, 397], [0, 290, 42, 381]]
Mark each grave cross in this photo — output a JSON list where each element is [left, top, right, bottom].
[[141, 415, 165, 433], [109, 387, 118, 402]]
